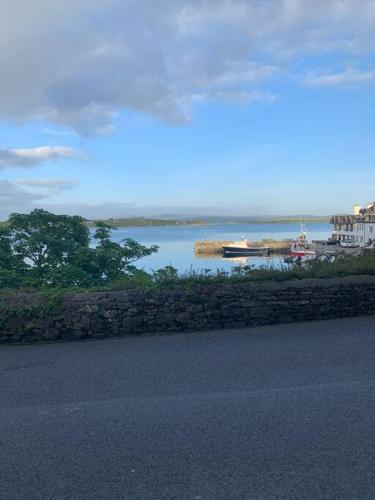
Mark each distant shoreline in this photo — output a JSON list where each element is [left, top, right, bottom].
[[85, 217, 330, 228], [84, 218, 206, 228], [0, 216, 331, 229]]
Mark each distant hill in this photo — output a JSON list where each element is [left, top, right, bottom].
[[0, 215, 330, 228], [155, 214, 331, 224], [84, 217, 205, 228]]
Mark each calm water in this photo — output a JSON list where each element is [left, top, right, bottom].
[[98, 222, 331, 274]]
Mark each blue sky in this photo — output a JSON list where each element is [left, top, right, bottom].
[[1, 0, 375, 218]]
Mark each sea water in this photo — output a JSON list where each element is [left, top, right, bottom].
[[93, 222, 331, 274]]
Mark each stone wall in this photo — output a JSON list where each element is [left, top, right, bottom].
[[1, 275, 375, 343]]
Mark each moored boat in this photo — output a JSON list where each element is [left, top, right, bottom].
[[289, 224, 316, 258], [222, 240, 270, 256]]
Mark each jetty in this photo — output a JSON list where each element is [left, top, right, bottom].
[[194, 239, 291, 256]]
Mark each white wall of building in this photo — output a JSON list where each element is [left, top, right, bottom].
[[331, 203, 375, 247], [333, 222, 375, 246]]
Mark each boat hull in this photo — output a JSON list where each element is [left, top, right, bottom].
[[223, 246, 270, 256], [290, 250, 316, 257]]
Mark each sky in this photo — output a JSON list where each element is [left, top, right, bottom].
[[1, 0, 375, 219]]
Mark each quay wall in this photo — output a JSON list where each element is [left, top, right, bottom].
[[1, 275, 375, 343]]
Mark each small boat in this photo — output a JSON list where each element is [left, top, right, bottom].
[[290, 224, 316, 258], [223, 240, 270, 256]]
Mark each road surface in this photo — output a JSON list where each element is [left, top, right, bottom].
[[1, 316, 375, 499]]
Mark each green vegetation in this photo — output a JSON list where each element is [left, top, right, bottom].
[[0, 209, 158, 288], [147, 252, 375, 287]]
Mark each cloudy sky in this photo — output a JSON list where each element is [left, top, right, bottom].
[[1, 0, 375, 218]]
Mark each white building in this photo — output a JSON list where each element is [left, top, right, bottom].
[[330, 202, 375, 246]]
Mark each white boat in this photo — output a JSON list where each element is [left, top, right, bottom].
[[290, 224, 316, 258]]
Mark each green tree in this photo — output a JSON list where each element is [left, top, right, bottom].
[[3, 209, 89, 285], [93, 221, 159, 282], [0, 210, 158, 288], [0, 225, 27, 287]]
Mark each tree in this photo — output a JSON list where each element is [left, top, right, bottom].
[[0, 225, 27, 287], [93, 222, 159, 282], [2, 209, 90, 285], [0, 210, 158, 288]]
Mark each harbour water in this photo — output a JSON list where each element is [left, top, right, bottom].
[[101, 222, 331, 274]]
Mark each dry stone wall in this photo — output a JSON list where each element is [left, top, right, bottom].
[[1, 275, 375, 343]]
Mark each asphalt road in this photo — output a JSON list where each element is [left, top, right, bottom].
[[1, 317, 375, 499]]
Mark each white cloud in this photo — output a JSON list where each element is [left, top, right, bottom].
[[0, 177, 79, 219], [303, 67, 375, 87], [0, 180, 47, 218], [1, 1, 375, 134], [15, 178, 79, 193], [0, 146, 86, 170], [42, 128, 76, 137]]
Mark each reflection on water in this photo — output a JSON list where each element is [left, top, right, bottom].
[[95, 222, 331, 274], [220, 254, 285, 270], [221, 256, 250, 266]]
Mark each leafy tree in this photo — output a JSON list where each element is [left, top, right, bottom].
[[0, 210, 158, 288], [0, 226, 27, 287], [5, 209, 89, 279], [93, 221, 159, 282]]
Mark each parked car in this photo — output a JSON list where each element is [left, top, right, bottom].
[[322, 239, 340, 246], [339, 241, 359, 248]]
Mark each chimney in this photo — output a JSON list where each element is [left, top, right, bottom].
[[354, 204, 361, 215]]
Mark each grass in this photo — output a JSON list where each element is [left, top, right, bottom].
[[1, 251, 375, 301], [149, 251, 375, 287], [1, 252, 375, 295]]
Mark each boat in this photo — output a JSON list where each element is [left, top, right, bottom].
[[289, 223, 316, 258], [222, 240, 270, 256]]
